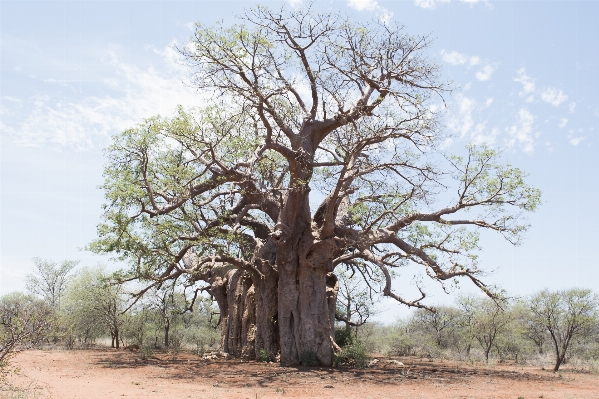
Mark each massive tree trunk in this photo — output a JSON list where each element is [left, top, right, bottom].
[[275, 190, 340, 366], [186, 251, 279, 360]]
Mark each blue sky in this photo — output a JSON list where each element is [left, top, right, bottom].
[[1, 0, 598, 319]]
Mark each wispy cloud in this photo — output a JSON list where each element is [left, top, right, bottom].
[[514, 68, 535, 101], [415, 0, 490, 10], [568, 128, 585, 146], [514, 68, 569, 107], [475, 64, 495, 81], [540, 87, 568, 107], [506, 108, 538, 153], [568, 102, 576, 113], [2, 44, 199, 151], [441, 50, 478, 66], [448, 93, 476, 137], [287, 0, 303, 8], [414, 0, 450, 10], [446, 93, 498, 145], [558, 118, 568, 128], [441, 50, 496, 81], [348, 0, 393, 23]]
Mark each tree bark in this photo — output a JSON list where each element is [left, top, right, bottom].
[[278, 228, 339, 366], [164, 318, 170, 348], [252, 243, 279, 359]]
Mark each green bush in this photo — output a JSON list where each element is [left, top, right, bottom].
[[386, 333, 414, 357], [258, 348, 274, 362], [333, 342, 370, 368], [300, 350, 319, 366], [335, 328, 355, 347]]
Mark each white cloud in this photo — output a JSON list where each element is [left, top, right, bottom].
[[558, 118, 568, 128], [447, 93, 476, 138], [506, 108, 537, 153], [414, 0, 450, 10], [440, 50, 481, 67], [415, 0, 490, 10], [514, 68, 570, 108], [567, 128, 585, 146], [569, 137, 584, 146], [475, 64, 495, 81], [441, 50, 495, 81], [540, 87, 568, 106], [468, 56, 481, 66], [379, 10, 394, 24], [514, 68, 535, 98], [466, 124, 499, 146], [348, 0, 393, 23], [348, 0, 378, 11], [3, 45, 200, 150], [447, 94, 497, 145], [441, 50, 467, 65], [288, 0, 303, 8], [569, 102, 576, 113]]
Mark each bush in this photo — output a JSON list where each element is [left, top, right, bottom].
[[259, 348, 274, 362], [386, 333, 414, 357], [300, 350, 319, 366], [1, 293, 55, 364], [333, 342, 370, 369], [335, 328, 354, 347]]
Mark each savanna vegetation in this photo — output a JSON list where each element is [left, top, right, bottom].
[[2, 4, 598, 379]]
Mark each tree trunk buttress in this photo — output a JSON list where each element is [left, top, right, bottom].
[[277, 225, 339, 366], [253, 241, 279, 359]]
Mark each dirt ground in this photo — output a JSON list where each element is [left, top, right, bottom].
[[2, 349, 599, 399]]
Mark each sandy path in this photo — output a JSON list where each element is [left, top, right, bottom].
[[2, 349, 599, 399]]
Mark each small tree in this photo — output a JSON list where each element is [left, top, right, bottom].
[[528, 288, 599, 372], [335, 266, 381, 344], [0, 293, 54, 364], [25, 258, 79, 311], [146, 284, 188, 348], [411, 306, 461, 350], [62, 266, 126, 348], [458, 295, 513, 363]]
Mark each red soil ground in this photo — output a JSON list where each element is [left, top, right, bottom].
[[2, 349, 599, 399]]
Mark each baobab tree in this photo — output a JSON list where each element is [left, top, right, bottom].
[[90, 5, 540, 366]]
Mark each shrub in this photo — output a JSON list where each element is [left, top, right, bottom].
[[259, 348, 274, 362], [300, 350, 319, 366], [334, 328, 354, 347], [386, 333, 414, 357], [333, 342, 370, 369]]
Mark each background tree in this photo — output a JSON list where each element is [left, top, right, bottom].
[[62, 266, 126, 349], [91, 4, 540, 366], [146, 283, 188, 348], [25, 258, 79, 311], [410, 306, 460, 350], [0, 293, 54, 364], [334, 266, 381, 345], [457, 295, 513, 363], [528, 288, 599, 372]]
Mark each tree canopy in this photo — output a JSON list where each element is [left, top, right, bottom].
[[90, 4, 540, 366]]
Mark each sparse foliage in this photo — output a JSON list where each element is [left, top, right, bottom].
[[25, 258, 78, 311], [527, 288, 599, 372]]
